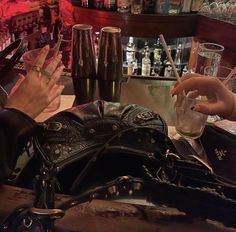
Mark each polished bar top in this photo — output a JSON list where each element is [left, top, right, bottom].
[[0, 184, 235, 232]]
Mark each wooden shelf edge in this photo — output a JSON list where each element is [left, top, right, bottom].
[[73, 6, 198, 38]]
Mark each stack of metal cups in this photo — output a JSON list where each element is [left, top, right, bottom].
[[71, 24, 96, 105], [97, 26, 123, 102]]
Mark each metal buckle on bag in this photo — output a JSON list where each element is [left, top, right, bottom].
[[45, 122, 63, 131], [134, 111, 158, 123]]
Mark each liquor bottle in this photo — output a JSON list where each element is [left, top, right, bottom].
[[164, 65, 172, 77], [174, 43, 182, 75], [104, 0, 116, 10], [153, 48, 163, 76], [169, 0, 181, 14], [143, 0, 156, 13], [182, 65, 188, 76], [181, 0, 192, 13], [126, 37, 136, 63], [127, 56, 138, 75], [142, 41, 150, 58], [141, 51, 151, 76], [163, 45, 172, 75], [191, 0, 204, 12], [117, 0, 131, 13], [94, 0, 104, 9]]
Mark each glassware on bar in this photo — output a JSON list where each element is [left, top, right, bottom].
[[175, 94, 208, 139], [71, 24, 96, 105], [97, 26, 123, 102], [194, 42, 224, 75]]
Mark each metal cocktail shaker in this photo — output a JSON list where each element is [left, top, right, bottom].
[[97, 26, 123, 102], [71, 24, 96, 104]]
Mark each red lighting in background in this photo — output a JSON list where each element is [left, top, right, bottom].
[[0, 0, 34, 19]]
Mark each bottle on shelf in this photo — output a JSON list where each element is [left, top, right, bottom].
[[164, 65, 172, 77], [117, 0, 131, 13], [94, 0, 104, 9], [152, 47, 163, 76], [191, 0, 204, 13], [143, 0, 156, 14], [126, 37, 137, 75], [141, 51, 151, 76], [104, 0, 117, 11], [163, 45, 172, 76], [181, 0, 192, 13], [174, 43, 183, 75], [182, 65, 188, 76], [126, 36, 136, 63]]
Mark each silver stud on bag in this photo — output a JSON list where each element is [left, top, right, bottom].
[[89, 128, 96, 134]]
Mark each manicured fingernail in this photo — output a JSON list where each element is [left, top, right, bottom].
[[58, 54, 62, 59], [45, 45, 50, 50]]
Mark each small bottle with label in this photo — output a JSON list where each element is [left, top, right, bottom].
[[174, 43, 182, 75], [142, 51, 151, 76], [126, 36, 136, 63], [164, 65, 172, 77], [117, 0, 131, 13]]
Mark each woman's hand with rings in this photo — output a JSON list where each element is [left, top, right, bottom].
[[5, 45, 65, 119]]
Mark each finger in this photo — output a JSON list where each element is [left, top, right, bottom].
[[43, 53, 62, 76], [47, 65, 64, 89], [33, 45, 50, 68], [193, 102, 221, 116], [47, 85, 64, 102], [10, 74, 25, 95], [171, 77, 215, 95]]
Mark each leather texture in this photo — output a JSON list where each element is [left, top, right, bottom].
[[2, 101, 236, 231], [0, 108, 36, 183]]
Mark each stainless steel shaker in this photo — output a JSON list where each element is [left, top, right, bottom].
[[97, 26, 123, 102], [71, 24, 96, 104]]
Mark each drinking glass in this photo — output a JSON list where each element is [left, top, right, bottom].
[[204, 65, 235, 91], [131, 0, 143, 14], [194, 42, 224, 75], [204, 65, 235, 123], [71, 24, 96, 105], [97, 26, 123, 102], [23, 48, 61, 112], [175, 94, 208, 139]]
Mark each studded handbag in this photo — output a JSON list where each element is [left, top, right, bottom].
[[2, 101, 236, 232]]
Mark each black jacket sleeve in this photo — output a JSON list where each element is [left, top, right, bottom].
[[0, 108, 37, 183]]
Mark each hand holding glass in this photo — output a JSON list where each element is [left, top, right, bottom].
[[175, 94, 208, 139]]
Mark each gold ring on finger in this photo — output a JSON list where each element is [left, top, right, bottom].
[[31, 65, 42, 77]]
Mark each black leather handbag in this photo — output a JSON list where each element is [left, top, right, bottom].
[[2, 101, 236, 232]]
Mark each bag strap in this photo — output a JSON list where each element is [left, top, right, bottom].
[[0, 39, 28, 86]]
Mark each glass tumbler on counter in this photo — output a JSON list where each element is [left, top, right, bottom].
[[204, 65, 235, 91], [97, 26, 123, 102], [204, 65, 235, 123], [194, 42, 224, 75], [23, 48, 61, 112], [175, 94, 208, 139], [71, 24, 96, 105]]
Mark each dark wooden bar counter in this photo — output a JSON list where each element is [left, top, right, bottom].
[[0, 184, 235, 232]]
